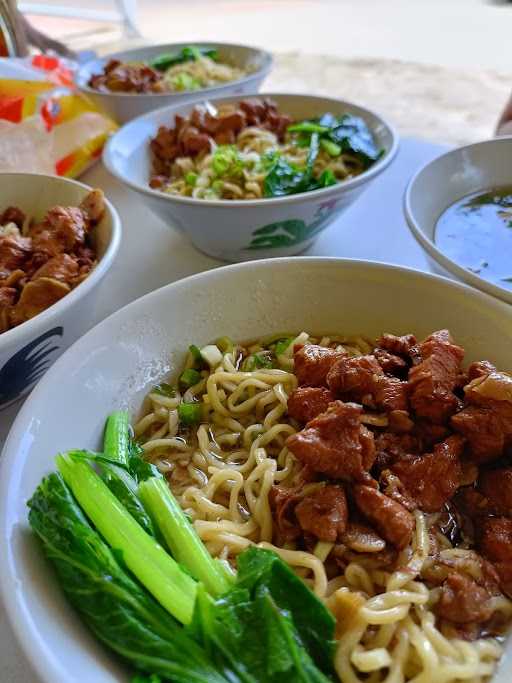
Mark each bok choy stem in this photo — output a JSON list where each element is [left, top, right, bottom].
[[139, 477, 233, 597], [57, 453, 197, 624], [103, 410, 130, 467]]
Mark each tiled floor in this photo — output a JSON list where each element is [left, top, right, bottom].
[[27, 0, 512, 70]]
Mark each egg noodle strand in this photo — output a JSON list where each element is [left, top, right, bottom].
[[134, 332, 509, 682]]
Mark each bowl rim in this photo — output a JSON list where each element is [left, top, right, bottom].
[[0, 172, 122, 350], [102, 92, 400, 208], [403, 135, 512, 305], [1, 256, 512, 683], [77, 40, 274, 99]]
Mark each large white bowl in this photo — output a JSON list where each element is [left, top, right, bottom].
[[77, 42, 273, 124], [404, 136, 512, 305], [103, 94, 399, 262], [1, 258, 512, 683], [0, 173, 121, 409]]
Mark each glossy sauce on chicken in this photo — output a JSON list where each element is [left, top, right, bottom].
[[0, 190, 103, 333], [136, 330, 512, 682]]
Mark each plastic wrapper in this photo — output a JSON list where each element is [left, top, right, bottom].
[[0, 55, 117, 177]]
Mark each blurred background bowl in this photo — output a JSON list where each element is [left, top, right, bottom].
[[404, 136, 512, 305], [0, 173, 121, 409], [103, 93, 399, 262], [77, 42, 273, 124], [1, 257, 512, 683]]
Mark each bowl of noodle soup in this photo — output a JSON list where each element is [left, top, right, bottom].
[[103, 94, 398, 261], [77, 42, 273, 124], [1, 257, 512, 683]]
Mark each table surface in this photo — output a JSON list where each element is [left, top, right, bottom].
[[0, 136, 446, 682]]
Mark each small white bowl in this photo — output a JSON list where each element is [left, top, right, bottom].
[[404, 136, 512, 305], [103, 93, 399, 262], [77, 42, 273, 124], [0, 173, 121, 409], [1, 258, 512, 683]]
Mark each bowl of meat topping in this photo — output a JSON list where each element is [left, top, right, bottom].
[[2, 258, 512, 683], [0, 173, 121, 408], [77, 42, 273, 123], [104, 93, 398, 261]]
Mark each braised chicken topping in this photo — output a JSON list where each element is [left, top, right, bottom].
[[149, 99, 294, 187], [0, 190, 103, 333], [268, 330, 512, 638]]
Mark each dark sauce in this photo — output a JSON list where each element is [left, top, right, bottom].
[[435, 186, 512, 290]]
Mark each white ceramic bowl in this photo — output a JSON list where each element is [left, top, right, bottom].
[[1, 258, 512, 683], [103, 93, 399, 262], [77, 42, 273, 124], [0, 173, 121, 409], [404, 136, 512, 305]]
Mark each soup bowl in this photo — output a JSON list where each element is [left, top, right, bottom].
[[404, 136, 512, 305], [103, 93, 399, 262], [0, 173, 121, 410], [77, 42, 273, 124], [1, 258, 512, 683]]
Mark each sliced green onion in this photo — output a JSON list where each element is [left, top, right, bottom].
[[179, 368, 201, 389], [242, 351, 274, 372], [274, 337, 293, 356], [152, 383, 176, 397], [288, 121, 330, 134], [139, 478, 233, 596], [178, 402, 202, 425], [215, 336, 234, 353], [185, 172, 198, 187], [211, 179, 224, 193], [320, 138, 342, 157], [57, 453, 196, 625]]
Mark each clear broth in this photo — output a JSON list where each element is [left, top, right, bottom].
[[435, 186, 512, 290]]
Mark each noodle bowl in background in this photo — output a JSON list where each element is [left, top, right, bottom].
[[136, 330, 512, 683]]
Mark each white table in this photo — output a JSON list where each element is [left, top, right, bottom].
[[0, 136, 446, 682]]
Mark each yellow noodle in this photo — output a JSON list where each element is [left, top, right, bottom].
[[136, 332, 510, 682]]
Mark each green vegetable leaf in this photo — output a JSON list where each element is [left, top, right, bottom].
[[274, 337, 293, 356], [98, 461, 156, 536], [237, 547, 337, 676], [28, 473, 228, 683], [327, 114, 382, 167], [150, 46, 218, 71]]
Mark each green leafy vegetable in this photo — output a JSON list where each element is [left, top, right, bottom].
[[98, 461, 156, 536], [190, 548, 335, 682], [325, 114, 382, 167], [237, 547, 336, 676], [139, 478, 233, 596], [264, 132, 337, 197], [319, 138, 341, 157], [103, 411, 130, 466], [178, 402, 202, 425], [150, 46, 218, 71], [28, 473, 228, 683], [57, 452, 197, 625]]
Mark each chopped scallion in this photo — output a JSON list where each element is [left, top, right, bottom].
[[179, 368, 201, 389], [178, 402, 202, 425]]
